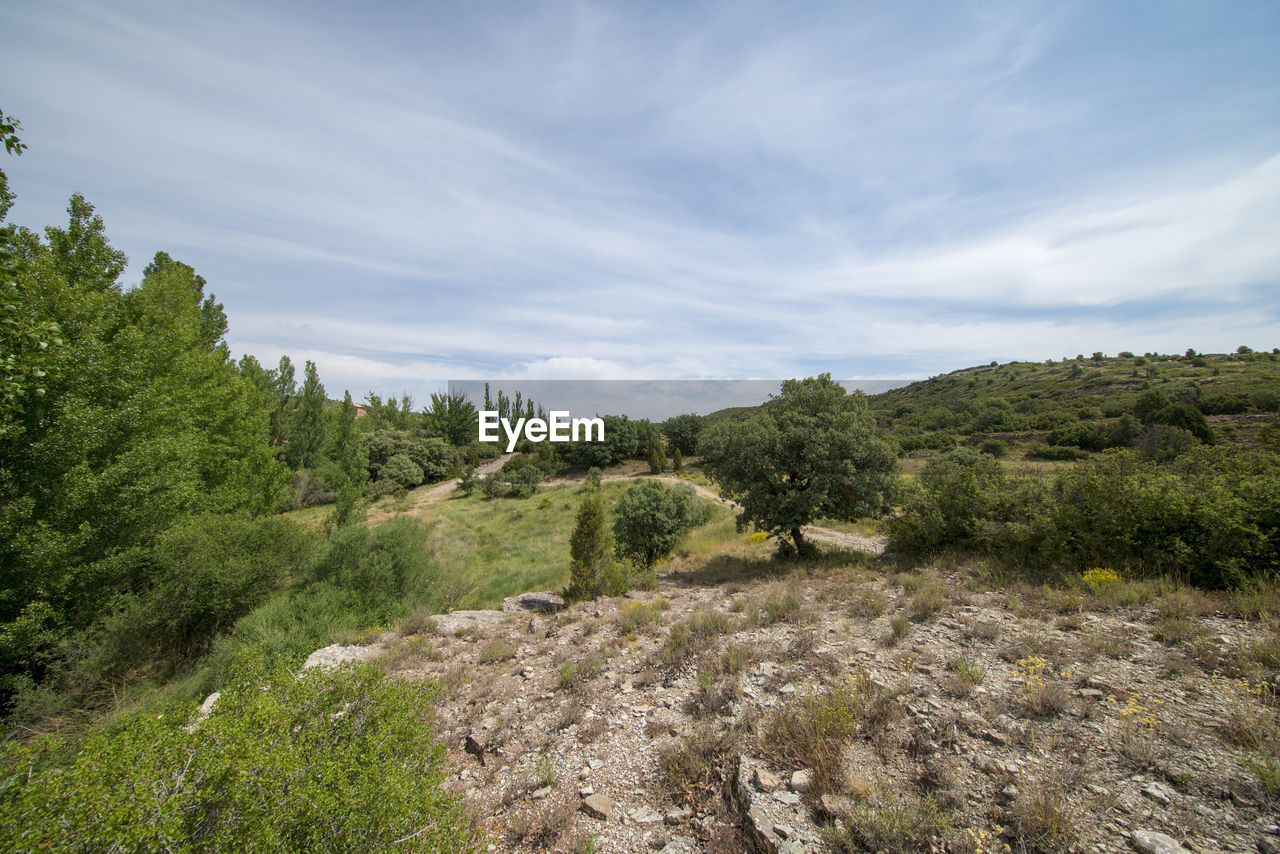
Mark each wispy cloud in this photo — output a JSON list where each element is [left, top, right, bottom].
[[3, 0, 1277, 404]]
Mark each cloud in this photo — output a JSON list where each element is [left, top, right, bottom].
[[2, 0, 1277, 404]]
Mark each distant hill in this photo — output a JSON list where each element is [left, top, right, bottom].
[[702, 350, 1280, 454]]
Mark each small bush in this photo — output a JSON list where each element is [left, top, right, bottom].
[[479, 639, 516, 664]]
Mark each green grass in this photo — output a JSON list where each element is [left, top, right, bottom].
[[416, 481, 636, 608]]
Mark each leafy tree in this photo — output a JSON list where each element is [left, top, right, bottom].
[[0, 206, 286, 708], [698, 374, 898, 555], [381, 453, 424, 490], [364, 430, 455, 484], [422, 390, 478, 446], [328, 391, 368, 528], [287, 360, 328, 469], [672, 448, 683, 473], [612, 480, 709, 568], [661, 413, 703, 455]]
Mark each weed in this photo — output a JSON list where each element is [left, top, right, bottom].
[[1079, 567, 1121, 595], [825, 787, 953, 854], [535, 754, 557, 788], [949, 656, 986, 684], [658, 726, 739, 808], [617, 598, 668, 635], [1111, 694, 1166, 768], [660, 608, 735, 665], [887, 615, 911, 645], [558, 655, 602, 690], [478, 639, 516, 664], [909, 582, 948, 622], [1014, 657, 1070, 716], [961, 617, 1000, 641], [1009, 767, 1080, 853], [848, 588, 888, 618]]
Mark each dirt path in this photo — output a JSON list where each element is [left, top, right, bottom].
[[367, 453, 514, 523]]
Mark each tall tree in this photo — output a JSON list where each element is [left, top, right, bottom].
[[698, 374, 898, 555], [288, 360, 327, 469], [422, 391, 478, 446]]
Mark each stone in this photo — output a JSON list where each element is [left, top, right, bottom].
[[464, 733, 487, 766], [183, 691, 221, 732], [1258, 838, 1280, 854], [302, 642, 385, 671], [431, 610, 507, 635], [531, 786, 551, 800], [1130, 830, 1191, 854], [753, 767, 783, 792], [773, 791, 801, 806], [1079, 688, 1105, 700], [582, 793, 616, 820], [665, 806, 693, 826], [502, 591, 565, 614], [820, 794, 856, 816], [790, 769, 813, 793], [657, 837, 698, 854], [1142, 782, 1175, 806], [983, 730, 1010, 746], [632, 805, 664, 824]]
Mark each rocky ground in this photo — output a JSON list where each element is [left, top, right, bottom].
[[356, 545, 1279, 854]]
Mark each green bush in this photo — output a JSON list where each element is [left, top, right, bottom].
[[380, 453, 424, 489], [0, 654, 478, 852], [310, 517, 437, 609], [1025, 444, 1090, 461], [888, 449, 1007, 553], [613, 481, 710, 567]]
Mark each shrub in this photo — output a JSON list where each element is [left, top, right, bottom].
[[613, 481, 710, 568], [380, 453, 424, 489], [566, 488, 625, 601], [0, 654, 478, 852], [887, 449, 1006, 553], [1025, 444, 1090, 461]]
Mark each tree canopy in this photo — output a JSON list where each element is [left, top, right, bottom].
[[698, 374, 898, 554]]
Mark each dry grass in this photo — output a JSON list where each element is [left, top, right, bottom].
[[478, 638, 517, 664], [1008, 763, 1083, 853], [658, 726, 740, 808], [824, 787, 953, 854]]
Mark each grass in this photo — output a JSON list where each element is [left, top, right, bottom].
[[617, 598, 668, 635], [824, 788, 953, 854], [479, 638, 517, 664], [660, 608, 736, 665]]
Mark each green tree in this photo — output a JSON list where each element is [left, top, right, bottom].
[[328, 391, 368, 529], [646, 434, 666, 474], [661, 413, 703, 455], [567, 486, 622, 600], [422, 390, 478, 446], [613, 480, 709, 568], [288, 360, 328, 469], [672, 448, 684, 473], [698, 374, 898, 555]]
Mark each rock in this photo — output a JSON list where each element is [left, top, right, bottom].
[[753, 767, 783, 792], [1259, 838, 1280, 854], [302, 642, 384, 671], [632, 805, 664, 824], [582, 793, 616, 820], [1079, 688, 1104, 700], [665, 806, 693, 826], [463, 733, 486, 766], [1143, 782, 1175, 806], [431, 610, 507, 635], [531, 786, 551, 799], [1131, 830, 1191, 854], [983, 730, 1010, 746], [773, 791, 801, 806], [820, 794, 856, 816], [1000, 785, 1019, 801], [183, 691, 221, 732], [755, 662, 779, 678], [774, 823, 795, 839], [790, 769, 813, 793], [502, 592, 565, 614], [657, 837, 698, 854]]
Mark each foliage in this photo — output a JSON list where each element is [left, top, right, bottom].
[[422, 391, 478, 446], [480, 455, 543, 499], [0, 194, 287, 712], [566, 486, 625, 600], [661, 413, 703, 455], [363, 430, 455, 485], [646, 433, 666, 474], [327, 391, 368, 529], [698, 374, 898, 554], [0, 653, 478, 852], [890, 445, 1280, 588], [381, 453, 424, 490], [612, 480, 710, 567]]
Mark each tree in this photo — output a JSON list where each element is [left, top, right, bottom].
[[328, 391, 368, 528], [672, 448, 683, 473], [613, 480, 709, 568], [288, 360, 327, 469], [646, 434, 665, 474], [661, 413, 703, 455], [698, 374, 898, 555], [567, 485, 622, 600], [422, 390, 478, 446]]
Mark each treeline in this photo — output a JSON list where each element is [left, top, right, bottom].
[[0, 150, 472, 721]]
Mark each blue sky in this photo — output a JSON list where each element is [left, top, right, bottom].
[[3, 0, 1279, 403]]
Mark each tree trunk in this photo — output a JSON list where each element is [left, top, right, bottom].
[[790, 526, 805, 554]]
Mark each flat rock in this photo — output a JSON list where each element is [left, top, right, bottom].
[[753, 767, 783, 792], [301, 643, 385, 671], [431, 610, 507, 635], [1131, 830, 1191, 854], [631, 805, 663, 824], [502, 591, 565, 614], [582, 793, 616, 820]]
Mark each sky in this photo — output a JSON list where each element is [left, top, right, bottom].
[[3, 0, 1279, 405]]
